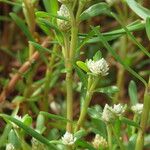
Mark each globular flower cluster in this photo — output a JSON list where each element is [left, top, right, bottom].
[[102, 104, 126, 123], [92, 134, 108, 149], [6, 143, 15, 150], [87, 58, 109, 76], [57, 5, 71, 31], [131, 103, 143, 114], [62, 132, 76, 145]]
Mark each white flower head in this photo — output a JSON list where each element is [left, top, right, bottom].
[[112, 104, 126, 116], [102, 104, 126, 123], [57, 5, 71, 31], [102, 104, 115, 123], [87, 58, 109, 76], [6, 143, 15, 150], [92, 134, 108, 149], [131, 103, 143, 114], [62, 132, 76, 145]]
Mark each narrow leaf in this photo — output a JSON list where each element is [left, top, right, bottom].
[[92, 27, 147, 86], [80, 2, 110, 21], [40, 111, 73, 123], [0, 114, 56, 149], [76, 61, 89, 72], [145, 17, 150, 40], [10, 13, 34, 41], [120, 117, 140, 128], [128, 80, 138, 105], [126, 0, 150, 20]]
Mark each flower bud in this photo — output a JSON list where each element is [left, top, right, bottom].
[[57, 5, 71, 31], [62, 132, 76, 145], [131, 103, 143, 114], [87, 58, 109, 76], [92, 134, 108, 149], [102, 104, 126, 123]]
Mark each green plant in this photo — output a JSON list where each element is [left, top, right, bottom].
[[0, 0, 150, 150]]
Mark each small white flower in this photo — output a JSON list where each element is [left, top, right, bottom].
[[102, 104, 126, 123], [87, 58, 109, 76], [131, 103, 143, 114], [92, 134, 108, 149], [112, 104, 126, 116], [62, 132, 76, 145], [6, 143, 15, 150], [102, 104, 115, 123], [57, 5, 71, 31]]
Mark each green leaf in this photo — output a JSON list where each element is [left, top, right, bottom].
[[127, 134, 137, 150], [80, 2, 110, 21], [93, 51, 102, 61], [0, 0, 21, 6], [29, 41, 62, 59], [35, 11, 68, 21], [43, 0, 58, 23], [128, 80, 138, 105], [40, 111, 73, 123], [126, 0, 150, 20], [120, 117, 140, 128], [74, 65, 88, 87], [92, 26, 147, 86], [111, 13, 150, 58], [145, 17, 150, 40], [75, 140, 95, 150], [76, 61, 89, 72], [95, 86, 119, 97], [74, 130, 87, 140], [8, 129, 21, 149], [22, 114, 32, 127], [36, 114, 46, 134], [35, 11, 50, 18], [9, 13, 34, 41], [88, 105, 102, 120], [80, 20, 144, 43], [0, 114, 56, 149]]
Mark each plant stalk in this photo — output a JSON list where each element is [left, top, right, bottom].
[[75, 77, 99, 132], [135, 77, 150, 150], [106, 123, 112, 150]]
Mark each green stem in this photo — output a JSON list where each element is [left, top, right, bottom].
[[66, 61, 73, 132], [106, 124, 112, 150], [131, 114, 138, 135], [65, 8, 79, 133], [135, 77, 150, 150], [75, 77, 99, 132], [111, 125, 125, 150], [42, 45, 57, 111], [114, 35, 127, 103]]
